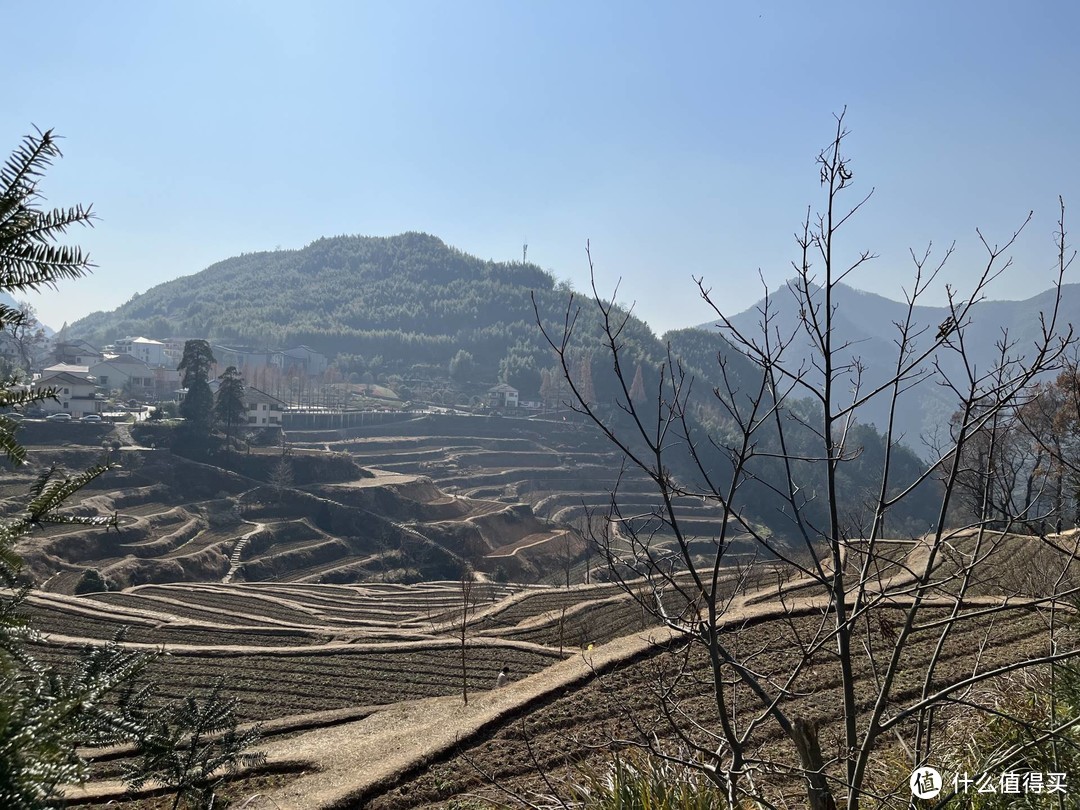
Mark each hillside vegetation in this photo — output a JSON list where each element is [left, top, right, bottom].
[[68, 232, 661, 392]]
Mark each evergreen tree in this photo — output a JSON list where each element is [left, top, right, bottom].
[[124, 679, 264, 810], [0, 128, 154, 807], [178, 340, 215, 438], [214, 366, 246, 451], [0, 128, 264, 807]]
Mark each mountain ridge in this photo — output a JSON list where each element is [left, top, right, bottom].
[[692, 278, 1080, 445]]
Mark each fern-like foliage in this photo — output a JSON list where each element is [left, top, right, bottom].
[[0, 128, 157, 809], [0, 128, 94, 292], [0, 637, 154, 809], [23, 464, 118, 530], [124, 678, 266, 810]]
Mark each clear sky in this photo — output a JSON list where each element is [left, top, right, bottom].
[[6, 1, 1079, 336]]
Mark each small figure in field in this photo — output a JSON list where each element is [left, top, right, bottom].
[[495, 666, 510, 688]]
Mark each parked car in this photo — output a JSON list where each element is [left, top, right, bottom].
[[80, 414, 103, 422], [45, 412, 72, 422]]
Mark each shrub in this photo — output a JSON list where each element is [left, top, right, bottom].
[[73, 567, 111, 594], [538, 750, 728, 809]]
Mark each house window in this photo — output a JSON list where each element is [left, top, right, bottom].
[[248, 416, 257, 424], [63, 388, 69, 395]]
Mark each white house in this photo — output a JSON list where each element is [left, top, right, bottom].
[[36, 369, 99, 417], [487, 383, 519, 408], [114, 337, 167, 367], [244, 387, 285, 427], [90, 354, 155, 393]]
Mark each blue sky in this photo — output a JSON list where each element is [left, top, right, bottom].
[[6, 1, 1079, 336]]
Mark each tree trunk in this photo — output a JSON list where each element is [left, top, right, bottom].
[[793, 717, 837, 810]]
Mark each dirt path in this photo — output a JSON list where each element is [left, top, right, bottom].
[[222, 519, 266, 584], [487, 529, 571, 558], [110, 422, 155, 451]]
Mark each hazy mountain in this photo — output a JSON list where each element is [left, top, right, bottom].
[[692, 281, 1080, 451]]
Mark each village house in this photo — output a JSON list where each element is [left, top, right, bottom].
[[35, 367, 100, 417], [90, 354, 155, 393], [113, 336, 168, 367], [487, 383, 519, 408], [244, 387, 286, 427], [176, 383, 285, 428], [52, 340, 104, 367], [274, 345, 328, 376], [210, 345, 277, 381]]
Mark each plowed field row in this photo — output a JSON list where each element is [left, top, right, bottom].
[[23, 604, 324, 647], [481, 584, 630, 627], [83, 590, 349, 627], [32, 642, 564, 722], [368, 605, 1068, 809], [80, 593, 289, 627]]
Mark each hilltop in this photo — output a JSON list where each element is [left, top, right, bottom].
[[66, 232, 658, 394]]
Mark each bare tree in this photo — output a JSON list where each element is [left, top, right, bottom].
[[534, 112, 1080, 809], [459, 564, 475, 705], [0, 301, 47, 373]]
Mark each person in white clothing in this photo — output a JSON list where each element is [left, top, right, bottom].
[[495, 666, 510, 688]]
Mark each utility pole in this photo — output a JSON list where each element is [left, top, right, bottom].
[[522, 238, 527, 265]]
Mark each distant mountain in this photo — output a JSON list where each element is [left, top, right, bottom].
[[690, 281, 1080, 450]]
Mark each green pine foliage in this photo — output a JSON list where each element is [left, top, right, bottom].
[[214, 365, 246, 449], [178, 339, 216, 440], [124, 678, 265, 810], [0, 128, 265, 808], [0, 127, 157, 808]]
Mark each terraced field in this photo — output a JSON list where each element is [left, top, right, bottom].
[[45, 527, 1076, 809], [18, 417, 1072, 808], [6, 420, 590, 592], [290, 413, 739, 576], [8, 412, 751, 600], [30, 571, 680, 805], [359, 531, 1080, 810]]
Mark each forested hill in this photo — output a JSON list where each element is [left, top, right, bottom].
[[69, 233, 586, 382]]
